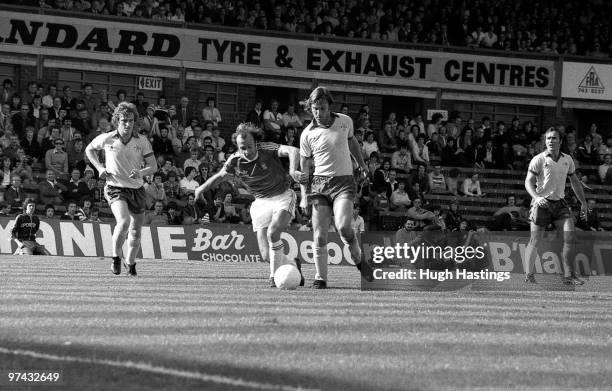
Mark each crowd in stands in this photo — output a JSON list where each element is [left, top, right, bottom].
[[0, 76, 609, 232], [3, 0, 611, 58]]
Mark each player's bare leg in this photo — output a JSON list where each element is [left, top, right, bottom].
[[556, 217, 583, 285], [256, 228, 272, 278], [524, 222, 545, 283], [311, 199, 332, 287], [333, 198, 362, 264], [110, 201, 130, 274], [124, 212, 145, 276], [267, 209, 303, 286]]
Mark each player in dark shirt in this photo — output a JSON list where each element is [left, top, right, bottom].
[[196, 123, 306, 287], [11, 198, 50, 255]]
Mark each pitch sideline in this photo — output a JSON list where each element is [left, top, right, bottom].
[[0, 346, 320, 391]]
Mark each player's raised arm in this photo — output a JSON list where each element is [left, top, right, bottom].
[[195, 167, 228, 202], [278, 144, 305, 183]]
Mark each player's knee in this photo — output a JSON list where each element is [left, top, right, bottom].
[[266, 225, 281, 242], [116, 219, 130, 233], [313, 233, 327, 247], [129, 227, 142, 240], [339, 227, 355, 244]]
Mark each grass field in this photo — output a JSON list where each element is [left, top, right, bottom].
[[1, 255, 611, 391]]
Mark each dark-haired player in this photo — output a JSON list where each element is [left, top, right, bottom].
[[11, 198, 51, 255], [85, 102, 157, 276], [195, 123, 304, 287], [524, 127, 587, 285]]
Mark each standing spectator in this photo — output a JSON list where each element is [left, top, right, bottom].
[[378, 121, 398, 153], [577, 134, 598, 165], [176, 96, 193, 128], [351, 204, 366, 235], [151, 125, 174, 159], [42, 85, 57, 109], [4, 175, 24, 211], [246, 99, 263, 128], [45, 138, 69, 180], [0, 103, 12, 133], [427, 113, 443, 139], [80, 84, 99, 115], [12, 103, 35, 136], [202, 97, 222, 127], [1, 79, 15, 105]]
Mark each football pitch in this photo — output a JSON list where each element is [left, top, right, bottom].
[[1, 256, 611, 391]]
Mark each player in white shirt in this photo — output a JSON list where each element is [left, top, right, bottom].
[[299, 87, 372, 289], [523, 128, 587, 286], [85, 102, 157, 277]]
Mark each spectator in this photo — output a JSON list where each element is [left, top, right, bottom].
[[163, 170, 181, 202], [577, 134, 598, 165], [445, 200, 462, 231], [12, 103, 35, 136], [598, 154, 612, 184], [362, 132, 380, 159], [75, 199, 92, 221], [151, 124, 174, 159], [44, 204, 56, 219], [282, 103, 303, 129], [428, 165, 447, 194], [491, 195, 529, 231], [415, 134, 430, 165], [4, 175, 24, 211], [245, 99, 263, 128], [44, 137, 69, 180], [88, 207, 102, 223], [210, 127, 226, 152], [179, 166, 199, 198], [38, 169, 66, 205], [379, 121, 398, 153], [263, 99, 283, 138], [441, 137, 467, 167], [182, 193, 211, 225], [445, 168, 461, 196], [183, 147, 202, 172], [577, 199, 605, 232], [391, 141, 413, 174], [166, 201, 182, 225], [462, 172, 485, 197], [475, 139, 496, 169], [176, 96, 193, 128], [390, 181, 411, 211], [406, 198, 437, 230], [65, 168, 90, 203], [21, 127, 43, 163], [351, 204, 366, 235], [427, 113, 443, 138], [145, 172, 167, 210], [60, 201, 80, 221], [67, 138, 87, 172], [145, 201, 170, 225], [202, 97, 222, 127]]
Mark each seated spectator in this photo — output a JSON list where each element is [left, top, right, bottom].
[[163, 170, 181, 202], [60, 201, 80, 221], [441, 137, 467, 167], [182, 193, 210, 225], [362, 132, 380, 159], [462, 173, 484, 197], [183, 147, 202, 172], [145, 172, 167, 210], [373, 159, 391, 194], [445, 168, 461, 196], [409, 164, 430, 195], [263, 99, 283, 138], [599, 154, 612, 184], [351, 204, 366, 235], [4, 175, 24, 211], [151, 125, 174, 159], [491, 196, 529, 231], [211, 127, 226, 153], [180, 166, 200, 199], [406, 198, 437, 230], [428, 165, 447, 194], [76, 199, 92, 221], [378, 121, 398, 153], [444, 200, 462, 231], [391, 141, 412, 174], [39, 170, 66, 205], [88, 207, 102, 223], [282, 104, 303, 129], [221, 193, 242, 224], [390, 181, 411, 211], [598, 137, 612, 162], [201, 144, 219, 168], [283, 127, 299, 148], [415, 134, 430, 165], [576, 199, 605, 232], [145, 201, 170, 225], [65, 168, 91, 203], [21, 127, 43, 163], [474, 139, 496, 169], [44, 204, 56, 219], [0, 156, 13, 188], [0, 202, 10, 216], [366, 151, 381, 174], [166, 201, 182, 225]]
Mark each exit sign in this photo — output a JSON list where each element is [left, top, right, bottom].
[[138, 76, 163, 91]]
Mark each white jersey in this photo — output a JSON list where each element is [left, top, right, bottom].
[[527, 151, 575, 201], [299, 113, 354, 176], [88, 131, 154, 189]]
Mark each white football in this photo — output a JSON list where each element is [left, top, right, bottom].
[[274, 264, 301, 290]]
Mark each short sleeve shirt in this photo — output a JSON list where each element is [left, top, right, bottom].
[[88, 131, 154, 189], [223, 142, 289, 198], [527, 151, 575, 200], [300, 113, 354, 176]]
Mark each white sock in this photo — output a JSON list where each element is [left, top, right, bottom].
[[313, 245, 328, 281], [269, 240, 286, 276]]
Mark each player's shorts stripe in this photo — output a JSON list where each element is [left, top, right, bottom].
[[568, 171, 575, 176], [529, 170, 539, 176], [143, 152, 154, 158]]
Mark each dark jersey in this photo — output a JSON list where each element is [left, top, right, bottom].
[[223, 142, 290, 198], [11, 213, 41, 241]]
